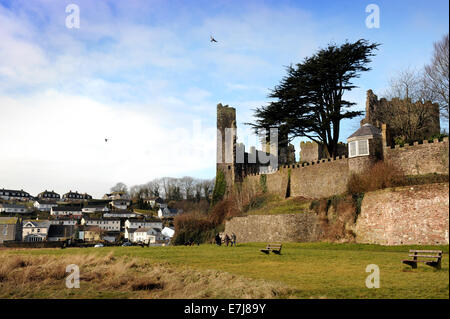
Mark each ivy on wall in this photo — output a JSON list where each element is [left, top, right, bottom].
[[212, 169, 227, 206]]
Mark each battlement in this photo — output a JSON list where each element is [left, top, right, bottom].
[[246, 155, 349, 176], [390, 136, 448, 149]]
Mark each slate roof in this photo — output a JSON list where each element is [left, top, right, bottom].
[[348, 123, 382, 139]]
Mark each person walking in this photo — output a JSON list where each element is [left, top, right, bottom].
[[231, 233, 237, 247], [215, 233, 222, 246], [224, 234, 230, 247]]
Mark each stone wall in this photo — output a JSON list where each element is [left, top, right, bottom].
[[383, 138, 449, 175], [224, 213, 321, 243], [355, 183, 449, 245], [289, 157, 350, 198], [299, 141, 347, 163]]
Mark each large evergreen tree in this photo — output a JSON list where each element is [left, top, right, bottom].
[[249, 39, 380, 157]]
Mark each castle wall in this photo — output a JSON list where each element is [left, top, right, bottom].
[[355, 183, 449, 245], [383, 138, 449, 175], [224, 183, 449, 245], [224, 213, 321, 243], [289, 158, 350, 199]]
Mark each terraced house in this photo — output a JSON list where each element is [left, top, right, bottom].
[[62, 191, 92, 201], [81, 217, 121, 231], [37, 190, 60, 200], [0, 188, 32, 201], [50, 206, 83, 218], [0, 203, 30, 214]]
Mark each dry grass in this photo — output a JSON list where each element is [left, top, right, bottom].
[[0, 252, 292, 299]]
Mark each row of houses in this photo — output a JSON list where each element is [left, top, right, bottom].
[[1, 216, 175, 245], [0, 188, 93, 201]]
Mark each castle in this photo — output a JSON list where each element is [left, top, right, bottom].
[[216, 91, 449, 199]]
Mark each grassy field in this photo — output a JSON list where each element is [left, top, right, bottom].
[[1, 243, 448, 299]]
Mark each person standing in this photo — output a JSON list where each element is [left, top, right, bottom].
[[224, 234, 230, 246], [231, 233, 237, 247], [215, 233, 222, 246]]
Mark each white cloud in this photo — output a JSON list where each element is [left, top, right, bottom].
[[0, 91, 216, 198]]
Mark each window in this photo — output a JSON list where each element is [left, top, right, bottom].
[[348, 140, 369, 157]]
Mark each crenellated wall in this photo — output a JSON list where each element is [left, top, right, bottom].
[[383, 137, 449, 175], [244, 156, 350, 199]]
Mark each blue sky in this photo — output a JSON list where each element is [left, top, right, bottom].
[[0, 0, 448, 197]]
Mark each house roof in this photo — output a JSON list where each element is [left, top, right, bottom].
[[23, 220, 51, 228], [38, 190, 60, 198], [127, 218, 162, 224], [35, 199, 58, 205], [52, 206, 82, 212], [347, 123, 381, 139], [105, 209, 134, 214]]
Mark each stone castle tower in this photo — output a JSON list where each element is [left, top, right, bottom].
[[216, 103, 237, 188]]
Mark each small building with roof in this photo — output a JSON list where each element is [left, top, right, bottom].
[[347, 123, 383, 173]]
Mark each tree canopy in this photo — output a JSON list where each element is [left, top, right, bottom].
[[249, 39, 380, 157]]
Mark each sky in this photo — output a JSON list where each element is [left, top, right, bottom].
[[0, 0, 448, 198]]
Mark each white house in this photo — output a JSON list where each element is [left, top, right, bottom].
[[33, 200, 58, 212], [111, 199, 130, 210], [50, 206, 83, 218], [103, 210, 137, 219], [82, 205, 110, 214], [22, 220, 51, 242], [144, 196, 165, 209], [0, 203, 30, 214], [158, 207, 182, 219], [49, 219, 77, 226], [129, 227, 163, 244], [125, 219, 163, 230], [81, 218, 120, 231]]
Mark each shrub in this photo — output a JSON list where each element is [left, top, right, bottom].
[[347, 161, 405, 195]]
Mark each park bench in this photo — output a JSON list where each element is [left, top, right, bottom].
[[260, 243, 282, 255], [402, 250, 443, 269]]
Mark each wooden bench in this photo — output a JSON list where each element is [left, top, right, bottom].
[[260, 243, 282, 255], [402, 250, 443, 269]]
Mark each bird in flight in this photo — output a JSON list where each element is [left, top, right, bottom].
[[210, 35, 218, 43]]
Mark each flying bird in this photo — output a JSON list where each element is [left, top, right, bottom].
[[210, 35, 218, 43]]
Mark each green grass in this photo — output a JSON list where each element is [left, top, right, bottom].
[[2, 242, 448, 299], [245, 195, 312, 216]]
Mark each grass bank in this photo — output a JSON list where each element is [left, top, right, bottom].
[[1, 243, 448, 299]]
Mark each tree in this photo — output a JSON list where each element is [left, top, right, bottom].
[[382, 68, 440, 143], [110, 182, 128, 194], [249, 39, 379, 157], [424, 33, 449, 120]]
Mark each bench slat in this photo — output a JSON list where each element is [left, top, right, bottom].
[[409, 250, 443, 253], [408, 254, 441, 258]]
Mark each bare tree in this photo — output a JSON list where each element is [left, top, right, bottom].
[[382, 68, 439, 143], [110, 182, 128, 194], [424, 33, 449, 120]]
